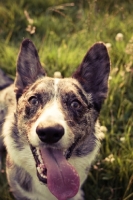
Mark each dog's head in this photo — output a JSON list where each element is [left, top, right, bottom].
[[14, 39, 110, 200]]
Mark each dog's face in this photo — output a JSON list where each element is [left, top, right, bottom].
[[13, 39, 110, 200]]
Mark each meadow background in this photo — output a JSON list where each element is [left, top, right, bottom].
[[0, 0, 133, 199]]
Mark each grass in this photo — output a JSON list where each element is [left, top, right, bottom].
[[0, 0, 133, 199]]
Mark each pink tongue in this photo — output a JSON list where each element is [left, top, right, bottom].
[[40, 147, 80, 200]]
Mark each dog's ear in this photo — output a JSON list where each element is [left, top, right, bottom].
[[72, 42, 110, 112], [14, 39, 46, 99]]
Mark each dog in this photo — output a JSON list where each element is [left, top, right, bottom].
[[1, 39, 110, 200], [0, 69, 13, 169]]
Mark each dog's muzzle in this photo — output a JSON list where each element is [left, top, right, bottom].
[[30, 123, 80, 200]]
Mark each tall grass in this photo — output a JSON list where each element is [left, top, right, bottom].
[[0, 0, 133, 199]]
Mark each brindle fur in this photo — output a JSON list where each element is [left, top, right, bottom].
[[0, 39, 110, 200]]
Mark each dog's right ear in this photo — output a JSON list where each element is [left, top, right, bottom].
[[72, 42, 110, 112], [14, 39, 46, 99]]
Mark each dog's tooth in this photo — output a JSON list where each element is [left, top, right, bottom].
[[39, 163, 44, 168], [37, 166, 42, 175], [36, 148, 40, 155], [39, 165, 44, 172], [41, 173, 47, 179], [38, 155, 43, 163]]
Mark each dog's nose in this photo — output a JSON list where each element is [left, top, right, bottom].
[[36, 124, 64, 144]]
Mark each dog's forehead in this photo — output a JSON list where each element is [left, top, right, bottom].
[[30, 77, 54, 91], [29, 77, 81, 94], [57, 78, 81, 92]]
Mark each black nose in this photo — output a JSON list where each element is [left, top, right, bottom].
[[36, 124, 64, 144]]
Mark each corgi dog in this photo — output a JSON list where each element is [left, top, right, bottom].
[[1, 39, 110, 200]]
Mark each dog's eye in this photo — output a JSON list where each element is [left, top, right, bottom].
[[70, 100, 81, 110], [28, 96, 39, 106]]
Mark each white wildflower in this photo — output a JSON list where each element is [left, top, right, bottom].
[[109, 76, 112, 80], [100, 126, 107, 133], [98, 132, 105, 140], [54, 71, 62, 78], [105, 43, 112, 50], [26, 25, 36, 34], [115, 33, 124, 41], [104, 154, 115, 163], [30, 26, 36, 34], [120, 137, 125, 142], [98, 126, 107, 140]]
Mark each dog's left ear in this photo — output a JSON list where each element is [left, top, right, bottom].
[[72, 42, 110, 112], [14, 39, 46, 99]]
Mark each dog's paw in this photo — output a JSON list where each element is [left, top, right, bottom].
[[70, 189, 84, 200]]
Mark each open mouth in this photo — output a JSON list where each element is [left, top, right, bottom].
[[30, 138, 81, 200], [31, 146, 47, 184]]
